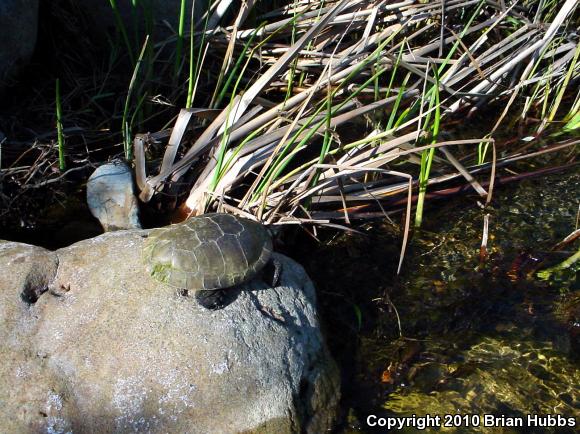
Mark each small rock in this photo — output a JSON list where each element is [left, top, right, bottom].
[[86, 161, 141, 232]]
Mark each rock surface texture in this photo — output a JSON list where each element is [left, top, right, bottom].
[[0, 0, 39, 89], [0, 231, 340, 433]]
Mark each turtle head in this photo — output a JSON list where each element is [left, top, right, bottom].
[[265, 224, 282, 240]]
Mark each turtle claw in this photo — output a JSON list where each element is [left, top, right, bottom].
[[272, 258, 282, 286]]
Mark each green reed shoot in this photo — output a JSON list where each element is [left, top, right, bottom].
[[55, 78, 65, 171], [122, 36, 149, 161], [108, 0, 135, 65], [186, 0, 210, 108], [214, 24, 263, 108], [175, 0, 187, 79], [415, 67, 441, 228], [285, 2, 300, 101], [209, 46, 257, 194], [548, 42, 580, 126], [310, 80, 335, 188], [477, 136, 491, 165]]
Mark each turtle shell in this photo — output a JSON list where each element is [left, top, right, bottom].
[[143, 213, 272, 290]]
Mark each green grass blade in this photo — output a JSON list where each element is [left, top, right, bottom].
[[108, 0, 135, 65], [214, 23, 264, 108], [122, 35, 149, 161], [175, 0, 188, 78], [186, 0, 210, 108], [415, 66, 441, 228], [548, 42, 580, 125], [55, 78, 65, 171]]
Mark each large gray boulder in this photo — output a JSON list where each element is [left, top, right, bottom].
[[0, 0, 39, 88], [0, 232, 340, 433]]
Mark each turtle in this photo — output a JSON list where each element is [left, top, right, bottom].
[[142, 213, 281, 309]]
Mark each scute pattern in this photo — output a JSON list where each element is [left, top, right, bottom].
[[143, 213, 272, 290]]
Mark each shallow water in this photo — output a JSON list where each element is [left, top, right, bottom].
[[306, 171, 579, 433]]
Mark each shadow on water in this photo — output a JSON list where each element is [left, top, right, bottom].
[[298, 171, 579, 433]]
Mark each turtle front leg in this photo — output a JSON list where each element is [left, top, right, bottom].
[[272, 257, 283, 286], [262, 257, 283, 287]]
